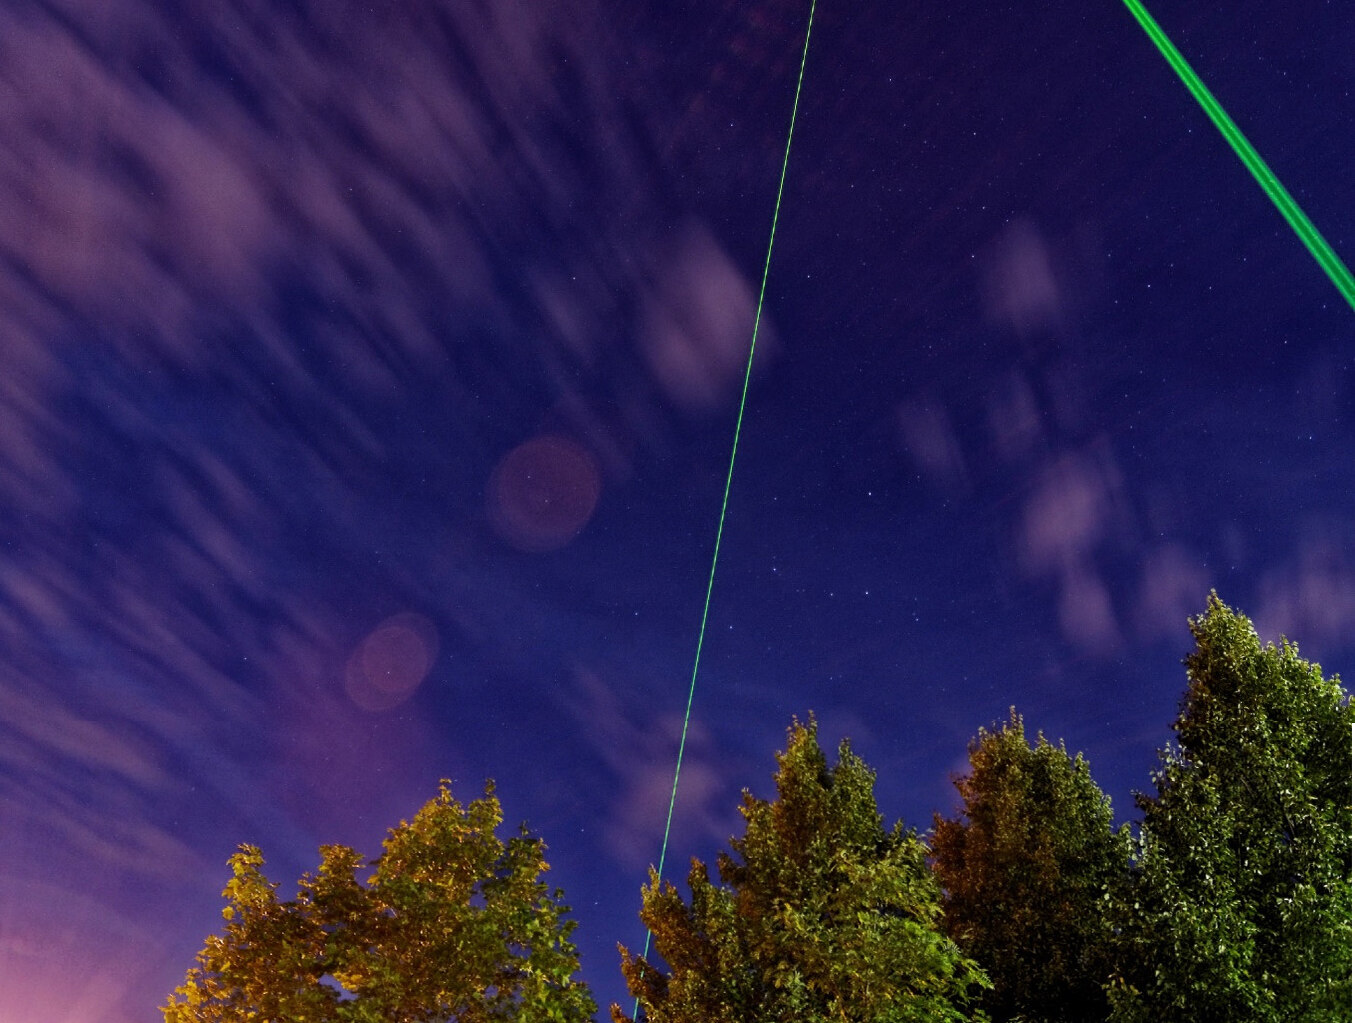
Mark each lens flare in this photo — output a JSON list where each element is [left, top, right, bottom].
[[486, 435, 601, 553], [343, 612, 439, 712]]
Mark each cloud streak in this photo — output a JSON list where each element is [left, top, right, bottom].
[[564, 669, 736, 872], [1017, 447, 1129, 654], [0, 1, 776, 1018]]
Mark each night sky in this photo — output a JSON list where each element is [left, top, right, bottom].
[[1, 0, 1352, 1019]]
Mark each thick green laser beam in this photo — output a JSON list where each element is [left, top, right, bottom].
[[631, 1, 817, 1018], [1122, 0, 1355, 313]]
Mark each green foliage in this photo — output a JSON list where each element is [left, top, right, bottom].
[[163, 780, 597, 1022], [613, 715, 992, 1023], [1106, 594, 1354, 1023], [930, 708, 1132, 1023], [165, 595, 1349, 1023]]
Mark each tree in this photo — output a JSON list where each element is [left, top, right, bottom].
[[929, 707, 1132, 1023], [1106, 593, 1353, 1023], [164, 780, 597, 1022], [613, 715, 992, 1023]]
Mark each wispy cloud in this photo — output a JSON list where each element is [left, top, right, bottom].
[[1133, 543, 1211, 642], [564, 669, 737, 872], [897, 397, 968, 492], [1017, 446, 1129, 654], [0, 0, 773, 1017], [980, 218, 1065, 338], [638, 223, 777, 412], [1254, 529, 1355, 656]]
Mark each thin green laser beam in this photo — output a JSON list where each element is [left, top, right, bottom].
[[631, 1, 817, 1018], [1122, 0, 1355, 314]]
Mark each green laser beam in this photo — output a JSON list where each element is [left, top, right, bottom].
[[1122, 0, 1355, 314], [630, 1, 817, 1018]]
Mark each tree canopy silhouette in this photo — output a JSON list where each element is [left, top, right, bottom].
[[614, 715, 992, 1023], [1107, 594, 1353, 1022], [931, 707, 1132, 1023], [164, 780, 596, 1022]]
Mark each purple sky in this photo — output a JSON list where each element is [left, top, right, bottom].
[[0, 0, 1352, 1019]]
